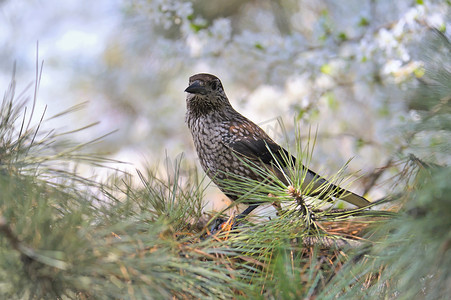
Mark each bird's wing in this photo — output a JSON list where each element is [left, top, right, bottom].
[[227, 138, 371, 208], [228, 138, 321, 188], [227, 138, 295, 168]]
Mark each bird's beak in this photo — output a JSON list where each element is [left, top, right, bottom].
[[184, 81, 207, 95]]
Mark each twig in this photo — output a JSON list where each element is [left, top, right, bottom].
[[302, 236, 363, 249], [0, 215, 38, 261]]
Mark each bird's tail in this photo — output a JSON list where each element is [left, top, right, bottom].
[[301, 169, 371, 208], [337, 189, 371, 208]]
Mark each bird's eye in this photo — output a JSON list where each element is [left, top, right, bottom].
[[211, 81, 217, 90]]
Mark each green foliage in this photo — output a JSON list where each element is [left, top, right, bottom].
[[0, 67, 244, 299], [325, 91, 339, 111], [318, 29, 451, 300], [319, 164, 451, 300], [358, 17, 370, 27], [337, 32, 348, 42], [254, 43, 264, 50], [320, 63, 332, 75]]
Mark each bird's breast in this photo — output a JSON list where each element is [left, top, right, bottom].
[[188, 115, 253, 180]]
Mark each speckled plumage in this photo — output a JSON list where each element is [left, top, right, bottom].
[[185, 75, 268, 199], [185, 73, 370, 208]]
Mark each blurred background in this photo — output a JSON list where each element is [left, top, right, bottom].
[[1, 0, 449, 208]]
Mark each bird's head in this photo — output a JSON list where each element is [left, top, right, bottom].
[[185, 73, 230, 115]]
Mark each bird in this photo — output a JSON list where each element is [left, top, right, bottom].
[[184, 73, 371, 222]]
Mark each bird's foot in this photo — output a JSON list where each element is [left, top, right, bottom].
[[208, 216, 242, 237], [205, 205, 259, 237]]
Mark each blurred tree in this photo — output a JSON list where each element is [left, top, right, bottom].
[[89, 0, 449, 198], [0, 0, 450, 203], [320, 29, 451, 300]]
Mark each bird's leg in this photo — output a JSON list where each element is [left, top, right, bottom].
[[235, 204, 259, 222], [209, 204, 259, 235]]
